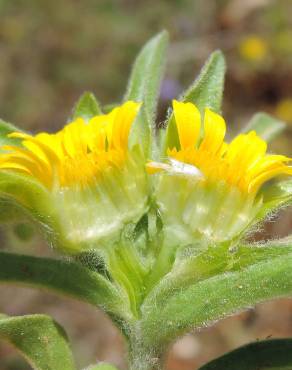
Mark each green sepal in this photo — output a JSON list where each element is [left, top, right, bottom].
[[162, 50, 226, 155], [0, 170, 79, 253], [199, 338, 292, 370], [0, 170, 88, 255], [72, 91, 102, 121], [0, 313, 76, 370], [125, 31, 169, 158], [242, 112, 285, 143], [0, 170, 54, 229], [0, 170, 52, 226]]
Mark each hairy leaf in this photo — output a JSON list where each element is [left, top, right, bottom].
[[141, 239, 292, 349], [0, 252, 132, 322], [125, 31, 169, 158], [0, 314, 76, 370], [163, 50, 226, 154], [181, 50, 226, 113], [199, 338, 292, 369]]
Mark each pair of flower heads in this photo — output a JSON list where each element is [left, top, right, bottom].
[[0, 100, 291, 253]]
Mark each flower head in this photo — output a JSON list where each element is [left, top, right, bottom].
[[0, 101, 140, 189], [0, 102, 148, 252], [148, 101, 292, 243]]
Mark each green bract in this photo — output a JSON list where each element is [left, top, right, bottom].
[[0, 31, 291, 370]]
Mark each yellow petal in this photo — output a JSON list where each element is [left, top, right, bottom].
[[226, 131, 267, 166], [2, 145, 51, 175], [0, 159, 32, 175], [61, 118, 87, 158], [111, 101, 141, 149], [8, 132, 55, 165], [247, 154, 289, 180], [199, 108, 226, 153], [248, 165, 292, 193], [87, 115, 108, 151], [172, 100, 201, 150], [8, 132, 30, 140]]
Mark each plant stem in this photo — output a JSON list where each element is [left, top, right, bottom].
[[128, 352, 162, 370], [128, 333, 163, 370]]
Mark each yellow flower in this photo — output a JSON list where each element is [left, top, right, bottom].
[[0, 101, 140, 189], [147, 101, 292, 242], [0, 101, 149, 253], [239, 36, 268, 62]]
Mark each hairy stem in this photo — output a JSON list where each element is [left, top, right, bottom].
[[128, 349, 163, 370], [128, 329, 164, 370]]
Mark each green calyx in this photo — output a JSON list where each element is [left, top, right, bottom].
[[0, 156, 149, 254], [152, 175, 264, 244], [52, 154, 149, 253]]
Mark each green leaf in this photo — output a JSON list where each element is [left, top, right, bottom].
[[181, 50, 226, 113], [0, 313, 76, 370], [163, 50, 226, 154], [242, 112, 286, 143], [199, 338, 292, 370], [84, 364, 118, 370], [141, 239, 292, 350], [125, 31, 169, 157], [0, 252, 133, 323], [72, 92, 102, 120]]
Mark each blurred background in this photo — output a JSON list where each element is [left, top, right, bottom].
[[1, 0, 292, 369]]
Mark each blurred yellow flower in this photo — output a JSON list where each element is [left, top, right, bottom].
[[239, 36, 268, 62], [275, 98, 292, 124]]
